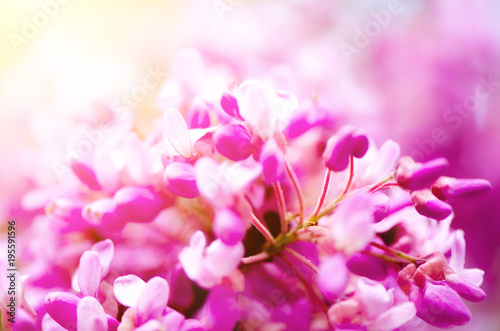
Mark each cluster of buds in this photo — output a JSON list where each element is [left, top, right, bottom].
[[8, 75, 491, 331], [395, 157, 491, 220]]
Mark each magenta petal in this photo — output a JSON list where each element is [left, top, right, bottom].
[[346, 253, 388, 281], [12, 308, 37, 331], [213, 124, 252, 161], [77, 297, 108, 331], [444, 273, 486, 302], [107, 316, 120, 331], [220, 91, 243, 121], [260, 138, 286, 184], [396, 157, 449, 191], [204, 286, 239, 331], [113, 186, 166, 223], [323, 129, 353, 172], [81, 198, 121, 229], [164, 162, 200, 198], [136, 277, 170, 323], [45, 292, 81, 331], [432, 176, 491, 202], [411, 189, 453, 220], [410, 281, 471, 328], [181, 319, 205, 331], [168, 265, 195, 311], [70, 161, 102, 191], [350, 132, 369, 158], [318, 255, 349, 300], [187, 100, 211, 129], [78, 251, 103, 297], [213, 208, 246, 245]]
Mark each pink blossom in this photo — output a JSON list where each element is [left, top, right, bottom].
[[178, 231, 244, 288]]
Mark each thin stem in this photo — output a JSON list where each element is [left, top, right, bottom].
[[250, 212, 275, 244], [311, 170, 332, 218], [361, 250, 407, 265], [369, 242, 418, 263], [341, 155, 355, 197], [368, 174, 394, 193], [273, 182, 288, 234], [283, 247, 319, 275], [295, 225, 330, 241], [285, 158, 305, 226], [242, 252, 270, 264]]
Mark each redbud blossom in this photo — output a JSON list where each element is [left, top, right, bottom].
[[323, 126, 369, 171], [410, 189, 453, 220], [164, 162, 200, 198], [395, 157, 449, 191], [432, 176, 492, 202], [213, 124, 253, 161]]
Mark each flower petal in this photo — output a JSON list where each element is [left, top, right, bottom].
[[113, 275, 146, 308], [368, 302, 416, 331], [444, 273, 486, 302], [78, 251, 103, 297], [45, 292, 80, 331], [449, 230, 466, 272], [77, 297, 108, 331], [90, 239, 114, 278], [136, 277, 170, 323], [164, 108, 192, 158], [318, 255, 349, 300]]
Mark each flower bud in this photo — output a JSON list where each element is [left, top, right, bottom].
[[220, 92, 243, 121], [411, 190, 453, 221], [259, 138, 286, 184], [350, 131, 369, 158], [323, 127, 369, 171], [410, 281, 471, 328], [213, 124, 252, 161], [164, 162, 200, 199], [432, 176, 491, 203], [323, 130, 353, 172], [395, 157, 448, 191]]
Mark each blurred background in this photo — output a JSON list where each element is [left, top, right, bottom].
[[1, 0, 499, 329]]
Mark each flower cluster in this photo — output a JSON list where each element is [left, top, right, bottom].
[[3, 66, 492, 330]]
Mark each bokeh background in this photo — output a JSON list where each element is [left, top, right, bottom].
[[1, 0, 499, 329]]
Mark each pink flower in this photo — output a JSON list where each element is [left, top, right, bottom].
[[323, 126, 369, 172], [178, 231, 244, 288], [113, 275, 170, 325], [213, 124, 253, 161], [397, 248, 485, 328], [259, 138, 286, 184], [328, 278, 416, 330], [164, 162, 200, 199], [323, 193, 375, 255], [395, 157, 449, 191]]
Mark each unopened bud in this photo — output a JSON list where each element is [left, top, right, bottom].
[[396, 157, 448, 191]]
